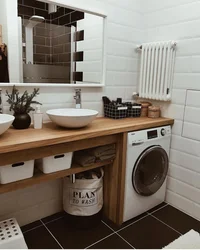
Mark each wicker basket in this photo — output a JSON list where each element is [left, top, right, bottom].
[[148, 106, 160, 118], [140, 102, 152, 117]]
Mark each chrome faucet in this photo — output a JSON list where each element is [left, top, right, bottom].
[[74, 89, 82, 109], [0, 89, 3, 114]]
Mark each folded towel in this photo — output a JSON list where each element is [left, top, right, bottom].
[[89, 144, 116, 158], [74, 151, 96, 167], [96, 154, 116, 162]]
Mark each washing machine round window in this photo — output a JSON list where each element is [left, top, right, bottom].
[[132, 146, 169, 196]]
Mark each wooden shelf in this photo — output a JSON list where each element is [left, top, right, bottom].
[[0, 160, 113, 195]]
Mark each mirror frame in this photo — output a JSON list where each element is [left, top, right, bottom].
[[0, 0, 107, 88]]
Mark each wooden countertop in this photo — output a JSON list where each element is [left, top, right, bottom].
[[0, 117, 174, 154]]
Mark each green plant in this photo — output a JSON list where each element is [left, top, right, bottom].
[[6, 86, 42, 114]]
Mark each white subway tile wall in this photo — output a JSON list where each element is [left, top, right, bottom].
[[1, 0, 200, 226], [0, 0, 143, 225], [144, 0, 200, 221]]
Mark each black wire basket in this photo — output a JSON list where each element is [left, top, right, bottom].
[[126, 103, 142, 117], [104, 103, 128, 119]]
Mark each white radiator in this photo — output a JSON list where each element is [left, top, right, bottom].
[[138, 41, 177, 101]]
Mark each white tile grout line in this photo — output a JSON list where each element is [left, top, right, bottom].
[[102, 220, 135, 248], [22, 216, 64, 234], [149, 213, 183, 236], [44, 216, 64, 225], [116, 213, 150, 233], [40, 220, 64, 249], [149, 203, 169, 215], [115, 232, 135, 249], [101, 221, 115, 232], [85, 232, 116, 249], [23, 224, 44, 234]]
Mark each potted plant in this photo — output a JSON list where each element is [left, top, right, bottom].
[[6, 86, 42, 129]]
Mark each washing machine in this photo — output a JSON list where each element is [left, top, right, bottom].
[[123, 125, 171, 222]]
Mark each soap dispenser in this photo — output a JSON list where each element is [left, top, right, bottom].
[[33, 105, 43, 129]]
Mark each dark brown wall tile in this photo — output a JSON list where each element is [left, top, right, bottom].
[[46, 38, 51, 46], [34, 54, 46, 63], [33, 36, 46, 46], [52, 26, 65, 37], [75, 30, 84, 41], [52, 37, 59, 46], [64, 44, 71, 53], [73, 72, 83, 81], [36, 45, 51, 54], [71, 11, 84, 22], [73, 51, 84, 62], [35, 8, 51, 20], [45, 55, 52, 64], [23, 0, 47, 10], [59, 14, 71, 25], [52, 55, 59, 63], [35, 27, 50, 37], [50, 7, 65, 20], [54, 45, 64, 54], [58, 34, 71, 44], [18, 5, 34, 17], [52, 18, 59, 25], [59, 53, 71, 62]]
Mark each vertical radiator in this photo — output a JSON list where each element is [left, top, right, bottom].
[[138, 41, 177, 101]]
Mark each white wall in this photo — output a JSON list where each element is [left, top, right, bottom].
[[76, 14, 104, 83], [0, 0, 8, 44], [143, 0, 200, 221], [0, 0, 143, 226]]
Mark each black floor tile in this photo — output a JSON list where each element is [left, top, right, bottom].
[[153, 205, 200, 234], [88, 233, 133, 249], [41, 211, 66, 224], [21, 220, 42, 232], [46, 217, 113, 249], [147, 202, 168, 214], [118, 215, 179, 249], [102, 212, 148, 231], [24, 225, 61, 249]]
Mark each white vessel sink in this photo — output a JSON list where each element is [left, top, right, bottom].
[[46, 108, 99, 128], [0, 114, 15, 136]]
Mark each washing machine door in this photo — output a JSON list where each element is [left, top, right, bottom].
[[132, 146, 169, 196]]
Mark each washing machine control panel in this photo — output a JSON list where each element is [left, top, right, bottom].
[[128, 126, 171, 145], [161, 128, 166, 136]]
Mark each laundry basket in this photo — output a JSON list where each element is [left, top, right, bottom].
[[63, 169, 104, 229], [0, 218, 27, 249]]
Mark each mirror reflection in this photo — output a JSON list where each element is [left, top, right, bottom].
[[0, 0, 104, 85]]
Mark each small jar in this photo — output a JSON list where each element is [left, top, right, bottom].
[[148, 106, 160, 118], [140, 102, 152, 117]]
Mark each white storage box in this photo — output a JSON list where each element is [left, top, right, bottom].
[[0, 160, 34, 184], [36, 152, 73, 174], [0, 218, 28, 249]]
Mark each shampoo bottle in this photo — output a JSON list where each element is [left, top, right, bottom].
[[34, 105, 43, 129]]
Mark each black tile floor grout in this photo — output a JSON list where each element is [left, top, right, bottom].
[[85, 232, 116, 249], [149, 213, 182, 235], [149, 203, 169, 214], [40, 219, 64, 249], [101, 221, 135, 249], [115, 232, 135, 249], [115, 213, 150, 233], [22, 203, 200, 249]]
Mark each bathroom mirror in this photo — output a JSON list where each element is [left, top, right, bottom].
[[0, 0, 106, 87]]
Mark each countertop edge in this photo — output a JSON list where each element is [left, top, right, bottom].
[[0, 117, 174, 154]]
